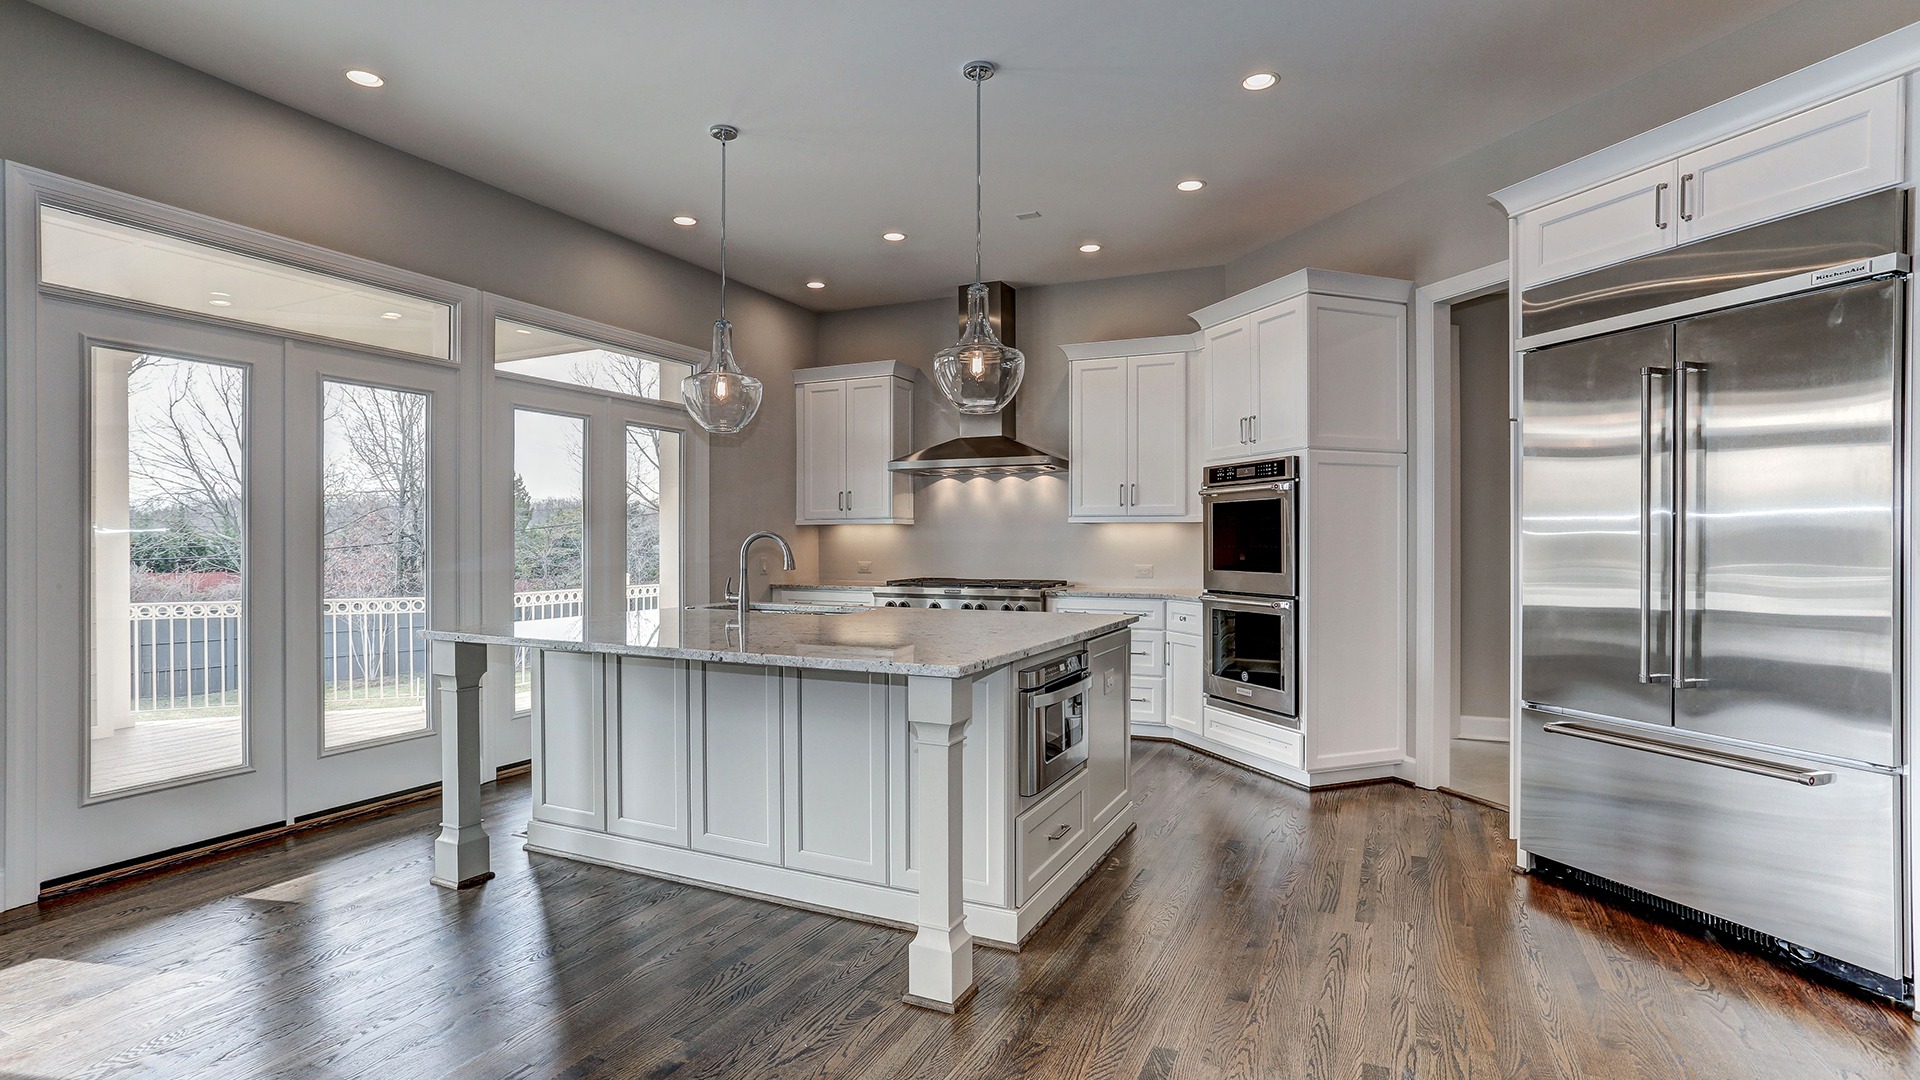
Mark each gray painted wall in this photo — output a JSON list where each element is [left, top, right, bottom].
[[0, 0, 819, 601], [812, 266, 1224, 587], [1451, 293, 1511, 723], [1224, 0, 1920, 292]]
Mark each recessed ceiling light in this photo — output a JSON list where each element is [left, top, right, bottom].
[[207, 298, 232, 307], [345, 69, 385, 88], [806, 280, 827, 289], [1176, 179, 1207, 192], [1241, 71, 1278, 91], [882, 231, 907, 242], [514, 327, 533, 335], [1078, 242, 1102, 253], [380, 311, 403, 320], [672, 215, 698, 227]]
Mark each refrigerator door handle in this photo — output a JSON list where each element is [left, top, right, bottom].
[[1673, 361, 1706, 688], [1639, 367, 1673, 685], [1542, 721, 1835, 786]]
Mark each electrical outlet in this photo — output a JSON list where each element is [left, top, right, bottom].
[[857, 561, 873, 575], [1134, 564, 1155, 579], [759, 557, 769, 576], [1103, 670, 1117, 694]]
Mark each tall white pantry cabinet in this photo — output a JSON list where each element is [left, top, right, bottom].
[[1188, 269, 1413, 788]]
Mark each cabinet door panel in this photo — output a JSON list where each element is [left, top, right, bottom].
[[1203, 318, 1254, 462], [1085, 632, 1131, 832], [691, 663, 783, 863], [1128, 353, 1191, 517], [1166, 631, 1203, 734], [1307, 296, 1407, 452], [1518, 162, 1677, 287], [843, 376, 896, 522], [532, 651, 606, 830], [1678, 81, 1903, 244], [784, 670, 889, 883], [608, 656, 688, 846], [1070, 358, 1130, 518], [797, 382, 847, 522], [1251, 298, 1308, 453]]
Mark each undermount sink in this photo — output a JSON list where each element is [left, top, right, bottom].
[[690, 602, 865, 616]]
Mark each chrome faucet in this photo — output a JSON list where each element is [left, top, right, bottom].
[[728, 531, 796, 623]]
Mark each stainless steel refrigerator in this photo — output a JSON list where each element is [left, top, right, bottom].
[[1517, 191, 1911, 999]]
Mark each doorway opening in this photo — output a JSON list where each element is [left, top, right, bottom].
[[1444, 291, 1512, 810]]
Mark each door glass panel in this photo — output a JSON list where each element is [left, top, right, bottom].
[[1211, 608, 1288, 692], [91, 348, 248, 797], [514, 409, 588, 710], [1209, 497, 1289, 576], [496, 318, 691, 404], [321, 381, 432, 751], [626, 424, 680, 646]]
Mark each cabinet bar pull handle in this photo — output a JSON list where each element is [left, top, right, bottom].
[[1654, 181, 1669, 229], [1047, 824, 1072, 841], [1119, 482, 1126, 507], [1250, 414, 1258, 443], [1678, 172, 1694, 222], [1131, 483, 1138, 506], [1542, 721, 1832, 786]]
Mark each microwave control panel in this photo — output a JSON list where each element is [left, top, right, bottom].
[[1205, 456, 1296, 487]]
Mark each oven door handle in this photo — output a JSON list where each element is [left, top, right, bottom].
[[1199, 480, 1295, 502], [1024, 675, 1092, 711], [1203, 594, 1294, 614]]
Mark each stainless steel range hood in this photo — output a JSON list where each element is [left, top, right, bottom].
[[888, 281, 1066, 476]]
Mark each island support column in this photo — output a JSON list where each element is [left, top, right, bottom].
[[904, 674, 978, 1012], [430, 639, 494, 889]]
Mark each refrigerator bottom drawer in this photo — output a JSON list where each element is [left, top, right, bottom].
[[1519, 710, 1904, 978]]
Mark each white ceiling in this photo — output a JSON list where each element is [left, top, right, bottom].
[[30, 0, 1801, 311]]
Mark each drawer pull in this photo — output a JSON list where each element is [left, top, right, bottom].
[[1130, 696, 1149, 704], [1047, 824, 1072, 841]]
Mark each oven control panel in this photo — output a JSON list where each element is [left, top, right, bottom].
[[1204, 456, 1296, 487]]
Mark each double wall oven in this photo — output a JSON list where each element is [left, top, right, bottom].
[[1202, 456, 1299, 725]]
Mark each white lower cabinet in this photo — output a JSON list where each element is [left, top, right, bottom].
[[690, 663, 784, 865], [1202, 704, 1304, 770], [1085, 631, 1131, 833], [1016, 774, 1089, 905], [531, 650, 607, 831], [1048, 595, 1178, 733]]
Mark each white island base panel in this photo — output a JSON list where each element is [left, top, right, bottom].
[[523, 806, 1137, 950]]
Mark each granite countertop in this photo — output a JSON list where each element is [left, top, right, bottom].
[[769, 580, 878, 591], [425, 607, 1137, 678], [1048, 585, 1205, 601]]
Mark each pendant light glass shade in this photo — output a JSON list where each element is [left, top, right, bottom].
[[685, 317, 761, 432], [935, 283, 1025, 413], [684, 124, 763, 434], [935, 61, 1024, 415]]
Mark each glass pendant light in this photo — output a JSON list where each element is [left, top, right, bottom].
[[934, 61, 1025, 415], [683, 123, 764, 434]]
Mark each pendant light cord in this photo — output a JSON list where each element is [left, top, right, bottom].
[[973, 69, 984, 288], [719, 135, 729, 321]]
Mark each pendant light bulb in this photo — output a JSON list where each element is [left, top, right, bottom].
[[934, 60, 1025, 415], [683, 124, 763, 434]]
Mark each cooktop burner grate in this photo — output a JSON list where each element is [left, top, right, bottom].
[[884, 577, 1069, 590]]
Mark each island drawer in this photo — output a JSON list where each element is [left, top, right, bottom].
[[1129, 677, 1164, 727], [1128, 630, 1165, 678], [1017, 773, 1089, 903], [1047, 596, 1165, 631], [1167, 601, 1202, 632]]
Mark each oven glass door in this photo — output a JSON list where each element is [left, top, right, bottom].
[[1204, 481, 1296, 596], [1205, 595, 1297, 719]]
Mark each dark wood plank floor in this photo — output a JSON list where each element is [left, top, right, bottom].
[[2, 740, 1913, 1079]]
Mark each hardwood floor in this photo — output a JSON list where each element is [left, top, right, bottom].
[[2, 740, 1913, 1079]]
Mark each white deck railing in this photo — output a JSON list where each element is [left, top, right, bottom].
[[128, 584, 661, 714]]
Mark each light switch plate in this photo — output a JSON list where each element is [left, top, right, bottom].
[[1134, 564, 1154, 579], [857, 561, 873, 575], [758, 557, 769, 576], [1103, 670, 1117, 694]]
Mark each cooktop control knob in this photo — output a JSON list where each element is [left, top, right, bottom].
[[928, 602, 942, 609]]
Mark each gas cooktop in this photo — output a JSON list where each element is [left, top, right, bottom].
[[873, 577, 1067, 610]]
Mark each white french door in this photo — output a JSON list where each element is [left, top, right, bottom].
[[282, 339, 458, 818], [32, 302, 462, 882], [35, 301, 289, 881]]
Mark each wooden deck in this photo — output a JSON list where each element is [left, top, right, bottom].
[[91, 706, 427, 794], [9, 739, 1914, 1078]]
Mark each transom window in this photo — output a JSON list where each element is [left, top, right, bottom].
[[494, 317, 692, 404]]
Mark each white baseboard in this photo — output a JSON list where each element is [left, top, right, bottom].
[[1456, 714, 1511, 743]]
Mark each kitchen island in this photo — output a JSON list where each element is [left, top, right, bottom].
[[424, 606, 1137, 1012]]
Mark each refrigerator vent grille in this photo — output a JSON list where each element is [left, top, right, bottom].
[[1531, 858, 1910, 1006]]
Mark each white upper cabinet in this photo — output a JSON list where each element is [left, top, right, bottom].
[[1675, 80, 1903, 244], [1190, 270, 1410, 463], [1516, 162, 1678, 288], [1513, 79, 1906, 287], [794, 362, 915, 525], [1062, 337, 1199, 523]]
